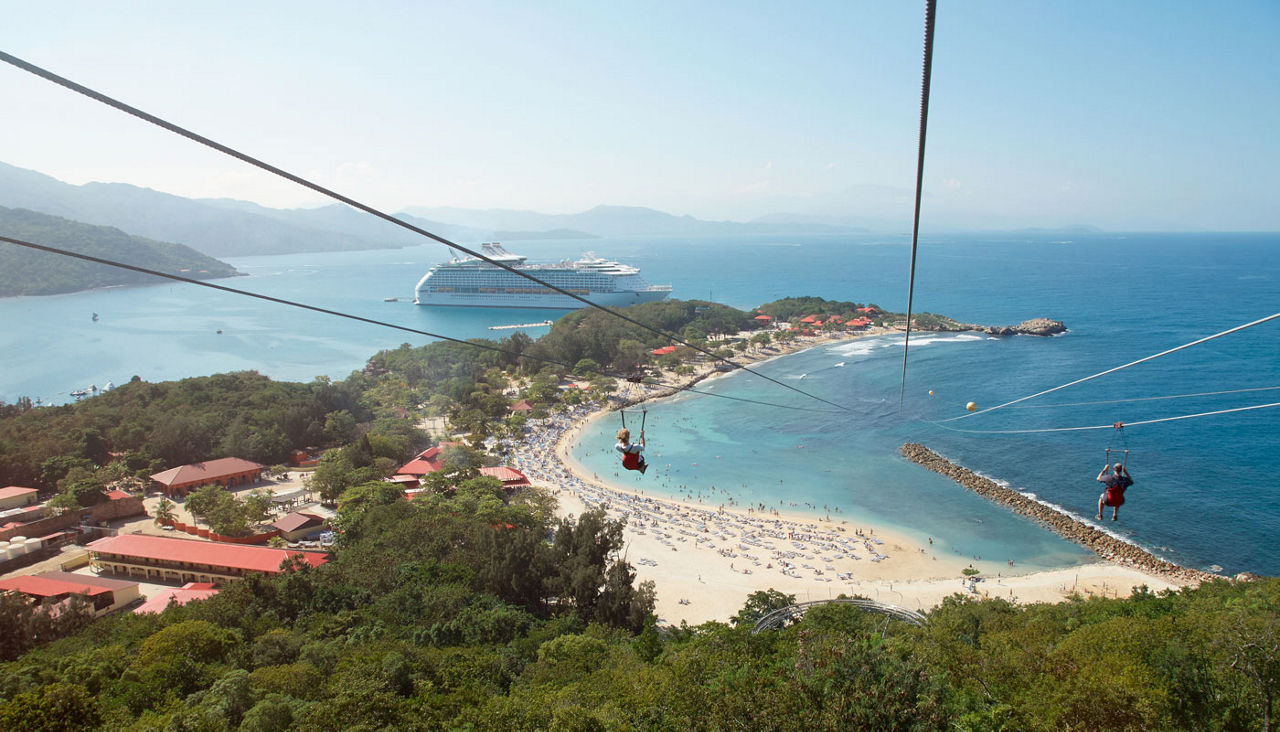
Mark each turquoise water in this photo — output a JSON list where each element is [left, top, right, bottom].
[[2, 232, 1277, 574]]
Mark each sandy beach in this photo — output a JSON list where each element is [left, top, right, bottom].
[[506, 329, 1190, 626]]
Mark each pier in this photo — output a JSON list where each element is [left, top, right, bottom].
[[489, 320, 554, 330]]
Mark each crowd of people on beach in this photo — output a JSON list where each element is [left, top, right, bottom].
[[501, 392, 892, 588]]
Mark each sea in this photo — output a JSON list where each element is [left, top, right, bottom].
[[1, 232, 1277, 576]]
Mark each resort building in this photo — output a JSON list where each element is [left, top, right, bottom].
[[479, 466, 532, 491], [150, 457, 265, 497], [87, 534, 327, 585], [271, 512, 326, 542], [0, 486, 38, 511], [133, 582, 219, 615], [0, 571, 141, 617]]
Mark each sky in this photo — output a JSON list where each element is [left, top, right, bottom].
[[2, 1, 1278, 230]]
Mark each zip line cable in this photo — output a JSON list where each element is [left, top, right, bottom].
[[0, 234, 840, 414], [0, 50, 851, 414], [937, 310, 1280, 423], [1003, 385, 1280, 410], [929, 401, 1280, 435], [900, 0, 937, 410]]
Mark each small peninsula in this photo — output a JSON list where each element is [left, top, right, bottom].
[[0, 206, 238, 297]]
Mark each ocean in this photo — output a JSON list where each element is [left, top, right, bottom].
[[1, 231, 1277, 575]]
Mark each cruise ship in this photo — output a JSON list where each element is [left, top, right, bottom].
[[413, 244, 672, 309]]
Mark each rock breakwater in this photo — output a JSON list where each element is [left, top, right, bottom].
[[901, 443, 1216, 584]]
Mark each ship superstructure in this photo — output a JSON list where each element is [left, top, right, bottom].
[[413, 244, 672, 309]]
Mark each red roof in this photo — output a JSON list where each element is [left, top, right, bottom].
[[397, 454, 444, 476], [396, 442, 466, 476], [510, 399, 534, 412], [88, 534, 327, 573], [150, 458, 264, 487], [753, 315, 772, 321], [104, 490, 132, 501], [652, 345, 678, 355], [272, 512, 324, 533], [479, 466, 531, 487], [858, 306, 878, 313], [0, 573, 129, 598], [0, 486, 37, 501], [134, 582, 220, 614]]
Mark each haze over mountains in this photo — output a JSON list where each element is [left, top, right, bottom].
[[0, 163, 880, 260]]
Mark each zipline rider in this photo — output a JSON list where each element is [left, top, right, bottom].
[[1096, 461, 1134, 521]]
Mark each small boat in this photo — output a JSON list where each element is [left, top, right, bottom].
[[91, 312, 99, 322], [70, 388, 90, 398]]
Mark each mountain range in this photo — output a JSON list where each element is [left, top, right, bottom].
[[0, 162, 873, 259]]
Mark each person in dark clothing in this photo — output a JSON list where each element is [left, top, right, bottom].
[[1096, 462, 1133, 521]]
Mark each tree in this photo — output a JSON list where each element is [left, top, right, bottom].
[[153, 497, 176, 526], [732, 589, 797, 627], [1214, 608, 1280, 731], [47, 467, 106, 511], [573, 358, 602, 377], [0, 682, 101, 732], [243, 489, 274, 526]]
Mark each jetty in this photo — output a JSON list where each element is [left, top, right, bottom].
[[900, 443, 1217, 583], [489, 320, 553, 330]]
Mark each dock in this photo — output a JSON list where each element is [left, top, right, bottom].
[[489, 320, 554, 330]]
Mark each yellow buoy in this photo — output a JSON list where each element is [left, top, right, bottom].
[[928, 390, 934, 395], [966, 401, 977, 412]]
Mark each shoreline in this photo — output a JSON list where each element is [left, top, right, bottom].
[[510, 328, 1190, 625], [901, 443, 1217, 584]]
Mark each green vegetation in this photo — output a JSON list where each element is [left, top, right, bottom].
[[185, 485, 274, 537], [1, 295, 1277, 727], [0, 206, 238, 297], [1, 491, 1276, 730]]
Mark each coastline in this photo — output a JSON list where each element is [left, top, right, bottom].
[[514, 328, 1191, 625], [901, 443, 1217, 584]]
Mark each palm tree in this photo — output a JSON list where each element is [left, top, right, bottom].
[[153, 497, 176, 526]]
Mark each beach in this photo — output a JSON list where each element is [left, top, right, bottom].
[[507, 329, 1192, 625]]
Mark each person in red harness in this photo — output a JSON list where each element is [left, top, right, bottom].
[[1096, 461, 1133, 521], [615, 428, 647, 474]]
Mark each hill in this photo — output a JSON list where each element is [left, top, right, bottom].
[[0, 207, 238, 297], [0, 163, 485, 258]]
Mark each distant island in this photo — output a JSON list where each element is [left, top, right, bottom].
[[0, 207, 238, 297]]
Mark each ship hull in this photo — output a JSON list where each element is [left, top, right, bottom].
[[414, 288, 670, 309]]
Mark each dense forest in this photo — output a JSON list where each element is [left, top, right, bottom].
[[0, 483, 1276, 729], [0, 206, 238, 297]]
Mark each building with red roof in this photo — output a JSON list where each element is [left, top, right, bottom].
[[395, 442, 465, 477], [652, 345, 678, 356], [88, 534, 327, 585], [134, 582, 219, 615], [858, 306, 878, 313], [0, 486, 38, 511], [0, 571, 141, 617], [509, 399, 534, 413], [479, 466, 532, 490], [271, 512, 326, 542], [150, 457, 265, 497]]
